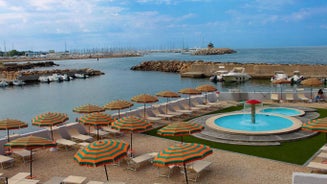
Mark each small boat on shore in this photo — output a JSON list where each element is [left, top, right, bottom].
[[0, 80, 8, 87], [222, 67, 251, 82], [13, 80, 26, 86], [288, 71, 304, 84], [271, 71, 288, 83]]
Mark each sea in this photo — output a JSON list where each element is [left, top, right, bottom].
[[0, 46, 326, 136]]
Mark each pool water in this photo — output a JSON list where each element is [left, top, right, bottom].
[[213, 114, 294, 132], [259, 107, 304, 116]]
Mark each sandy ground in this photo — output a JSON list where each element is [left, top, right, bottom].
[[0, 133, 312, 184], [2, 101, 326, 184]]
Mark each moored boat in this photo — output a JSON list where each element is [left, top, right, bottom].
[[222, 67, 251, 82], [271, 71, 288, 83]]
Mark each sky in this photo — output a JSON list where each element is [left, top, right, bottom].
[[0, 0, 326, 51]]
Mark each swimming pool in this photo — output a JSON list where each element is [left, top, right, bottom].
[[259, 107, 305, 117], [206, 112, 303, 135]]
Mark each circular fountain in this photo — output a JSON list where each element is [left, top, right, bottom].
[[206, 112, 302, 135]]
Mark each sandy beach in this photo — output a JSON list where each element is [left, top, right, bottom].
[[0, 133, 312, 184]]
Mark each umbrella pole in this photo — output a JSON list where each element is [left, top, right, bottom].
[[97, 126, 99, 141], [166, 98, 169, 114], [50, 126, 54, 141], [188, 95, 191, 110], [104, 165, 109, 181], [29, 150, 33, 178], [143, 104, 146, 118], [181, 136, 184, 143], [118, 110, 121, 119], [183, 162, 189, 184], [130, 132, 133, 157], [7, 129, 10, 142]]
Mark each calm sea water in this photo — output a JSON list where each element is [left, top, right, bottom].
[[0, 46, 326, 136]]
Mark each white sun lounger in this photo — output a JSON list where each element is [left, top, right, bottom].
[[297, 89, 310, 102], [44, 176, 65, 184], [286, 93, 294, 102], [157, 165, 178, 178], [102, 127, 124, 138], [187, 160, 212, 182], [292, 172, 327, 184], [127, 152, 157, 171], [0, 155, 14, 169], [56, 138, 78, 151], [12, 149, 35, 163], [68, 128, 93, 142], [307, 162, 327, 170], [87, 181, 126, 184], [271, 93, 279, 102], [62, 175, 87, 184]]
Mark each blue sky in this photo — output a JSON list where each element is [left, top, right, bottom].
[[0, 0, 326, 51]]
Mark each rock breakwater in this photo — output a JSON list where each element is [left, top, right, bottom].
[[193, 48, 236, 55], [131, 60, 327, 79]]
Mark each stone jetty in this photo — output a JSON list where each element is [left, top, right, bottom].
[[193, 48, 236, 55], [131, 60, 327, 79]]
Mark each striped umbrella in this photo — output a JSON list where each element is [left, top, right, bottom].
[[156, 91, 181, 114], [78, 112, 113, 140], [73, 104, 105, 113], [32, 112, 69, 141], [0, 119, 28, 142], [302, 118, 327, 141], [153, 143, 213, 184], [111, 116, 152, 157], [178, 88, 202, 110], [131, 94, 158, 118], [196, 84, 217, 104], [74, 139, 129, 182], [157, 122, 204, 143], [104, 100, 134, 118], [5, 135, 56, 179]]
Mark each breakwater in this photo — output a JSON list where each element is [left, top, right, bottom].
[[131, 60, 327, 79]]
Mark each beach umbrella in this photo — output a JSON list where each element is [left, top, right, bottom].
[[131, 94, 158, 118], [156, 91, 181, 114], [78, 112, 113, 140], [196, 84, 217, 104], [74, 139, 129, 182], [111, 116, 152, 157], [153, 143, 212, 184], [0, 119, 28, 142], [178, 88, 202, 110], [32, 112, 68, 141], [272, 79, 290, 101], [104, 100, 134, 118], [301, 78, 323, 99], [73, 104, 105, 114], [157, 122, 204, 143], [302, 118, 327, 141], [5, 135, 56, 179], [246, 99, 261, 124]]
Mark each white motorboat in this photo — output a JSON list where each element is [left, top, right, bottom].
[[38, 76, 50, 83], [12, 80, 26, 86], [288, 71, 304, 84], [0, 80, 8, 87], [271, 71, 288, 82], [209, 66, 229, 82], [222, 67, 251, 82]]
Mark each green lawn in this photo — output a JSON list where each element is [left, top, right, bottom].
[[145, 105, 327, 165]]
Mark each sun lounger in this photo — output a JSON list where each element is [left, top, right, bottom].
[[8, 172, 41, 184], [102, 126, 124, 138], [187, 160, 212, 182], [317, 152, 327, 158], [90, 129, 109, 139], [285, 93, 294, 102], [12, 149, 35, 163], [68, 128, 93, 142], [157, 165, 178, 178], [296, 88, 310, 102], [292, 172, 327, 184], [271, 93, 279, 102], [0, 155, 14, 169], [127, 152, 157, 171], [62, 175, 87, 184], [307, 162, 327, 170], [56, 138, 78, 151], [149, 109, 175, 120], [44, 176, 65, 184]]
